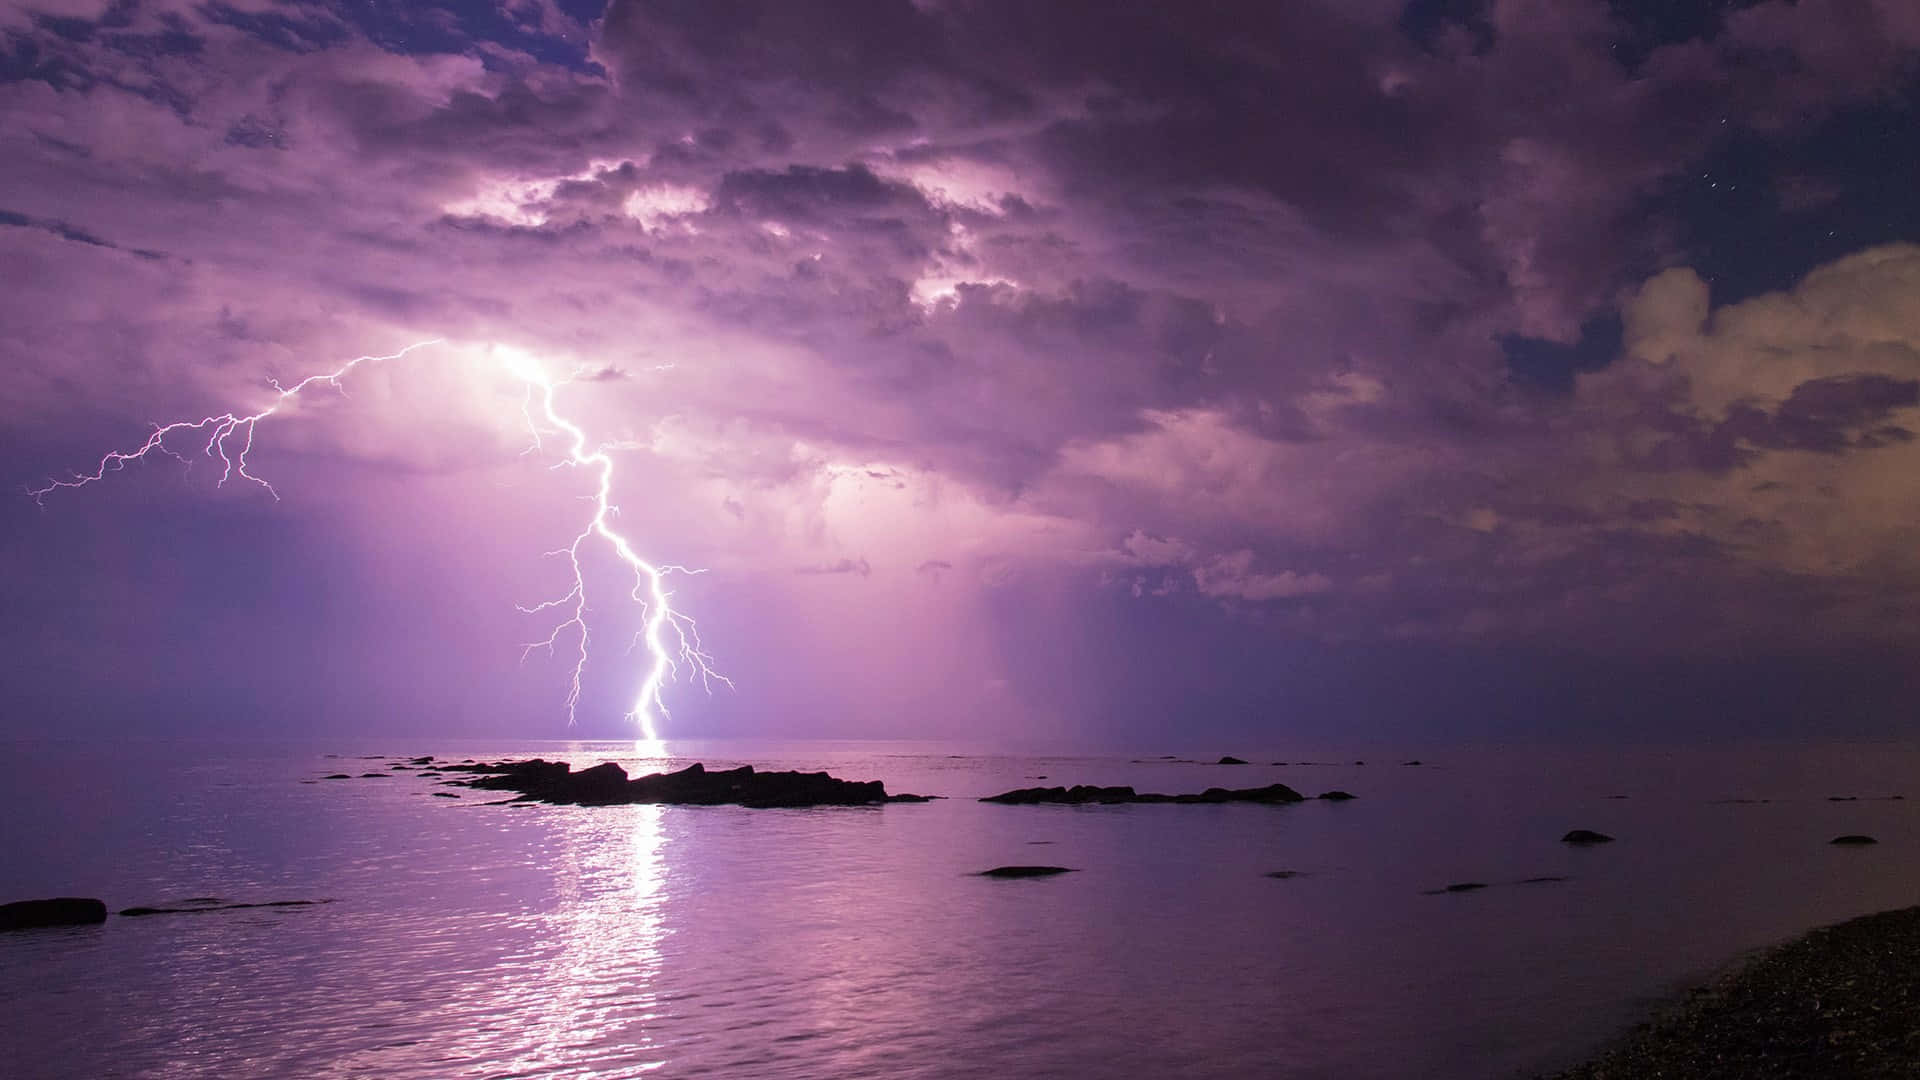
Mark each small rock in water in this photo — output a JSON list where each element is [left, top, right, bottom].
[[431, 792, 460, 799], [1827, 795, 1859, 802], [322, 774, 351, 780], [1519, 876, 1569, 884], [1831, 834, 1878, 846], [1265, 870, 1306, 879], [0, 897, 108, 931], [1402, 760, 1423, 766], [1217, 756, 1249, 765], [1562, 829, 1616, 844], [358, 772, 390, 779], [1318, 790, 1357, 801], [978, 866, 1076, 878], [120, 899, 329, 917], [1439, 882, 1487, 893]]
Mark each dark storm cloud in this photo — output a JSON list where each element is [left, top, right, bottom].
[[6, 0, 1920, 738]]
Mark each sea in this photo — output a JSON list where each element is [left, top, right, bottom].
[[4, 737, 1920, 1079]]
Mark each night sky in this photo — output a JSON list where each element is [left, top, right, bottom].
[[4, 0, 1919, 744]]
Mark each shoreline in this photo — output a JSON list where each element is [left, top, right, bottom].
[[1547, 903, 1920, 1078]]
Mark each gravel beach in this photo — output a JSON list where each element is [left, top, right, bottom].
[[1551, 904, 1920, 1078]]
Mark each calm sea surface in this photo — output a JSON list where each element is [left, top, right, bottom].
[[4, 738, 1920, 1078]]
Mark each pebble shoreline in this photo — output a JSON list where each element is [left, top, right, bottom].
[[1549, 904, 1920, 1078]]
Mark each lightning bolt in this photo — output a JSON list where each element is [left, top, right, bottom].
[[28, 340, 726, 739]]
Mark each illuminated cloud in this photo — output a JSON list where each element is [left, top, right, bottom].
[[7, 0, 1920, 738]]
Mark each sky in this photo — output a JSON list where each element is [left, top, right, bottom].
[[3, 0, 1919, 745]]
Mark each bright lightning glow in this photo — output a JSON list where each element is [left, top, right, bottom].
[[503, 346, 729, 739], [29, 340, 727, 739]]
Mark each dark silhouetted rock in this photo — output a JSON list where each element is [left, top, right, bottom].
[[1521, 876, 1570, 884], [120, 899, 329, 917], [1318, 790, 1357, 801], [431, 792, 460, 799], [322, 774, 351, 780], [1441, 882, 1487, 893], [1831, 835, 1878, 846], [981, 781, 1306, 805], [439, 759, 929, 808], [408, 756, 434, 765], [1562, 829, 1616, 844], [1217, 756, 1249, 765], [978, 866, 1075, 878], [1, 897, 107, 931], [1265, 870, 1305, 879], [1354, 760, 1366, 765], [358, 772, 389, 778], [1402, 760, 1423, 766], [1828, 795, 1859, 802]]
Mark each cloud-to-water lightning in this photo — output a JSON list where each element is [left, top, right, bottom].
[[501, 347, 729, 740], [28, 340, 726, 740]]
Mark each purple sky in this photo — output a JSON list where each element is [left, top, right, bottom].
[[4, 0, 1920, 744]]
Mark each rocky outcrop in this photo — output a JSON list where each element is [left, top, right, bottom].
[[981, 782, 1305, 805], [1317, 790, 1357, 801], [1217, 756, 1249, 765], [1561, 829, 1616, 844], [978, 866, 1075, 878], [439, 760, 931, 808], [1831, 834, 1878, 846], [0, 897, 107, 931]]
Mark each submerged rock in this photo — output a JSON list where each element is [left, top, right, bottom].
[[978, 866, 1075, 878], [119, 899, 328, 917], [0, 897, 107, 931], [1831, 834, 1878, 846], [1562, 829, 1616, 844], [439, 760, 931, 808], [980, 781, 1306, 805]]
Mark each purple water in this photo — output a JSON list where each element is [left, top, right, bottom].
[[4, 738, 1919, 1078]]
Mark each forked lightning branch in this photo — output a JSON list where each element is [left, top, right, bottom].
[[29, 340, 727, 739]]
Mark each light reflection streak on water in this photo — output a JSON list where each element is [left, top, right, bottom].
[[504, 802, 672, 1076]]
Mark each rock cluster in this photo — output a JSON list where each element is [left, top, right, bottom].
[[440, 760, 932, 808], [980, 782, 1304, 805]]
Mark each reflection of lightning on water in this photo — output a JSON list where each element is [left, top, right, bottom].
[[28, 340, 726, 739]]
